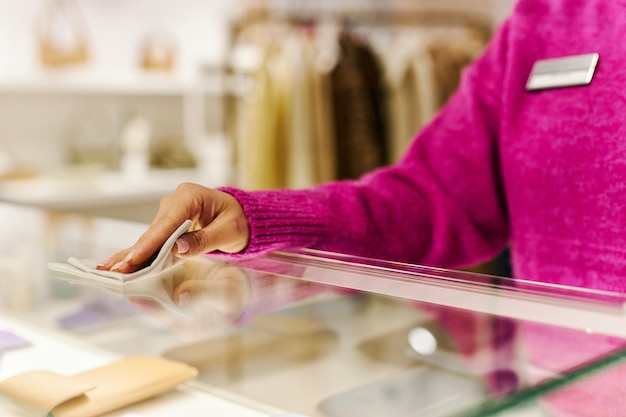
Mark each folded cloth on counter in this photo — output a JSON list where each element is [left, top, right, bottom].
[[47, 220, 192, 284]]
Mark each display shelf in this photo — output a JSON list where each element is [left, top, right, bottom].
[[2, 202, 626, 417], [0, 73, 231, 97], [0, 168, 212, 209], [0, 168, 226, 223]]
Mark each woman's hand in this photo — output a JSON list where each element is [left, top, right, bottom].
[[97, 183, 250, 273], [128, 259, 252, 342]]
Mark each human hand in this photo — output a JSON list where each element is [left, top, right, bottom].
[[97, 183, 250, 273], [128, 258, 252, 342]]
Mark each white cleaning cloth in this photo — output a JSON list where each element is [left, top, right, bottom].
[[48, 220, 192, 285]]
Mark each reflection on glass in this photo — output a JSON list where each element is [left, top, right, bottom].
[[408, 327, 437, 356], [54, 257, 253, 341], [153, 259, 342, 386], [45, 244, 626, 417]]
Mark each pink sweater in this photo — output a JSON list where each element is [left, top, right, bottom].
[[221, 0, 626, 293]]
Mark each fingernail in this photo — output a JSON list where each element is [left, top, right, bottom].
[[97, 258, 110, 267], [178, 291, 190, 306], [123, 249, 137, 263], [176, 239, 189, 254], [110, 261, 124, 271]]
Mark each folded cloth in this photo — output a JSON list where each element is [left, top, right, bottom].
[[48, 220, 192, 284]]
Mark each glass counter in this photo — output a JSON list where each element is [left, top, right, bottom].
[[1, 202, 625, 417]]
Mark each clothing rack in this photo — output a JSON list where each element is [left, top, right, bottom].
[[232, 6, 494, 45], [342, 9, 492, 40], [223, 1, 495, 190]]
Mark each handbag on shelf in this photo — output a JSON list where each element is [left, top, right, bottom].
[[139, 31, 177, 72], [37, 0, 90, 68]]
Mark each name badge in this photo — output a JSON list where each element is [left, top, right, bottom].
[[526, 53, 599, 91]]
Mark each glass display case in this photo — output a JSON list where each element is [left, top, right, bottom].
[[1, 201, 625, 417]]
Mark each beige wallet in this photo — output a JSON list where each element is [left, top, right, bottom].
[[0, 355, 198, 417]]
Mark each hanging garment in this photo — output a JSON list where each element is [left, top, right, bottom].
[[309, 26, 338, 184], [331, 31, 388, 180], [285, 31, 317, 189], [374, 30, 439, 163], [232, 24, 292, 190], [286, 28, 338, 187], [428, 34, 486, 107], [248, 44, 291, 190], [232, 23, 339, 188]]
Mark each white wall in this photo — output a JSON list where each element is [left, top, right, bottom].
[[0, 0, 517, 81], [0, 0, 235, 81]]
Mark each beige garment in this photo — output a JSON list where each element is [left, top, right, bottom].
[[234, 54, 266, 189], [286, 30, 337, 187], [375, 28, 487, 163], [285, 32, 316, 189], [231, 24, 293, 190], [411, 44, 439, 129], [378, 31, 438, 163], [387, 59, 418, 163], [235, 42, 291, 190], [233, 24, 337, 189], [429, 33, 487, 106], [310, 44, 337, 184], [257, 44, 291, 190], [229, 26, 264, 188]]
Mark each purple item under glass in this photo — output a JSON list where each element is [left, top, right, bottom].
[[0, 331, 31, 352]]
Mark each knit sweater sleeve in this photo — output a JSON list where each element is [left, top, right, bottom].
[[219, 18, 513, 268]]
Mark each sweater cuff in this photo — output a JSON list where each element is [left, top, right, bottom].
[[218, 187, 329, 256]]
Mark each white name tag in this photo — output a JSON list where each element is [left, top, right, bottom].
[[526, 53, 599, 91]]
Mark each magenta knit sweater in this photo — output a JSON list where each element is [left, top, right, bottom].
[[221, 0, 626, 292]]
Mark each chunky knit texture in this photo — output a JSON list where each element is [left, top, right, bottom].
[[221, 0, 626, 293]]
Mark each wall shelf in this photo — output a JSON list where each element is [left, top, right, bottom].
[[0, 73, 231, 97]]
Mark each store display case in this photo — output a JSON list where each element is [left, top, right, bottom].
[[1, 201, 625, 416]]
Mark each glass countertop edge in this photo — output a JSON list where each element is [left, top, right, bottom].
[[454, 347, 626, 417], [239, 248, 626, 305], [225, 248, 626, 338]]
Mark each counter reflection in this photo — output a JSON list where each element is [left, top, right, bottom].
[[50, 251, 626, 417]]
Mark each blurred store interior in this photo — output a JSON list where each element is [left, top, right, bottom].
[[4, 5, 626, 417], [0, 0, 516, 223]]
